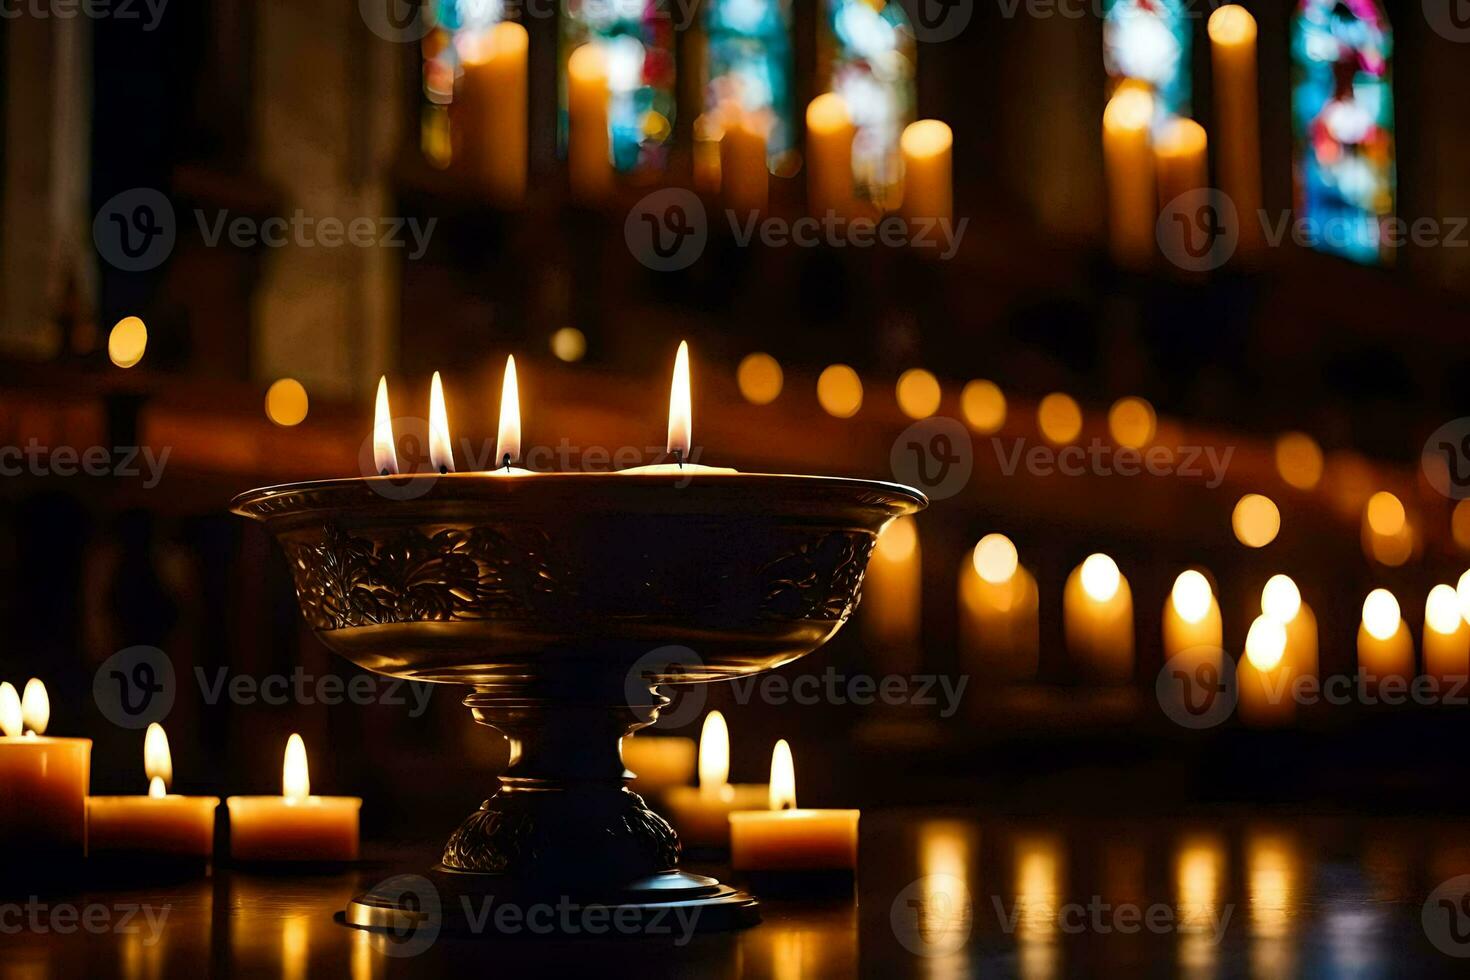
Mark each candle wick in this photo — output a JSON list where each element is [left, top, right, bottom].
[[438, 465, 448, 475], [379, 468, 390, 477], [502, 453, 511, 472], [673, 448, 683, 469]]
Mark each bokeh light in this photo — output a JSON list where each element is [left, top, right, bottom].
[[1232, 494, 1280, 548], [264, 379, 309, 427], [960, 380, 1006, 434], [550, 327, 586, 362], [1108, 396, 1156, 449], [877, 515, 918, 562], [1274, 432, 1324, 490], [1425, 584, 1462, 636], [817, 364, 863, 418], [1261, 575, 1302, 624], [1170, 570, 1212, 624], [737, 352, 784, 405], [108, 316, 148, 369], [1364, 491, 1406, 536], [973, 533, 1019, 585], [896, 368, 942, 420], [1080, 553, 1121, 602], [1453, 501, 1470, 552], [1245, 615, 1287, 671], [1361, 589, 1400, 641], [1037, 393, 1083, 445]]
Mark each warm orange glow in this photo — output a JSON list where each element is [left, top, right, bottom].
[[144, 722, 172, 790], [373, 376, 398, 476], [148, 776, 167, 800], [496, 356, 521, 469], [1108, 397, 1156, 449], [806, 92, 850, 134], [667, 341, 692, 459], [283, 733, 310, 802], [1274, 432, 1323, 490], [1208, 4, 1257, 45], [1365, 491, 1406, 536], [896, 369, 942, 419], [21, 678, 48, 736], [1261, 575, 1301, 624], [737, 352, 783, 405], [1080, 554, 1121, 603], [550, 327, 586, 362], [1155, 118, 1207, 163], [0, 682, 19, 738], [264, 379, 309, 427], [1362, 589, 1400, 642], [1037, 393, 1083, 445], [1170, 571, 1213, 625], [1232, 494, 1280, 548], [877, 516, 918, 563], [429, 371, 455, 473], [460, 19, 527, 65], [567, 42, 606, 88], [698, 711, 729, 796], [769, 739, 796, 811], [901, 119, 952, 160], [108, 316, 148, 369], [973, 533, 1019, 585], [1454, 502, 1470, 551], [1426, 585, 1462, 636], [817, 364, 863, 418], [961, 379, 1006, 433], [1245, 615, 1287, 671], [1103, 87, 1154, 134], [1458, 569, 1470, 623]]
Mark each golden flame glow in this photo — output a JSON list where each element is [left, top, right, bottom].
[[1232, 494, 1281, 548], [1362, 589, 1400, 642], [550, 327, 586, 363], [264, 378, 309, 427], [496, 356, 522, 468], [769, 738, 796, 810], [806, 92, 850, 134], [1261, 575, 1302, 624], [0, 682, 20, 738], [1080, 554, 1121, 603], [148, 776, 167, 800], [283, 733, 310, 802], [144, 722, 172, 790], [1365, 491, 1406, 536], [697, 711, 729, 796], [1245, 615, 1287, 671], [428, 371, 455, 473], [737, 352, 784, 405], [896, 368, 942, 420], [373, 376, 398, 476], [1208, 4, 1257, 45], [1458, 569, 1470, 624], [667, 341, 692, 459], [816, 364, 863, 418], [1103, 86, 1154, 134], [1037, 392, 1083, 445], [973, 533, 1019, 585], [1274, 432, 1323, 490], [900, 119, 952, 160], [21, 678, 48, 736], [961, 379, 1006, 434], [108, 316, 148, 369], [876, 515, 918, 563], [1108, 396, 1156, 449], [1171, 570, 1213, 625], [1426, 584, 1462, 636]]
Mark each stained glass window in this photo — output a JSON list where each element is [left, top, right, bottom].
[[1291, 0, 1395, 264], [1102, 0, 1191, 119], [704, 0, 795, 168], [560, 0, 676, 173], [421, 0, 506, 166], [822, 0, 915, 209]]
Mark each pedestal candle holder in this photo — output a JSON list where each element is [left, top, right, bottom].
[[232, 472, 925, 934]]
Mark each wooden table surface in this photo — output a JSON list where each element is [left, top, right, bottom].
[[5, 809, 1470, 978]]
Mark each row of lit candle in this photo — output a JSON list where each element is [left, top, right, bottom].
[[449, 24, 952, 223], [0, 682, 358, 875]]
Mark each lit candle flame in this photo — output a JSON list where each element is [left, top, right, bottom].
[[21, 678, 48, 736], [0, 682, 20, 738], [697, 710, 728, 797], [148, 776, 167, 800], [667, 341, 691, 463], [496, 356, 521, 469], [429, 371, 455, 474], [769, 739, 796, 811], [1170, 570, 1213, 625], [144, 722, 172, 790], [283, 733, 310, 802], [1245, 614, 1287, 672], [373, 376, 398, 476], [1080, 554, 1121, 603]]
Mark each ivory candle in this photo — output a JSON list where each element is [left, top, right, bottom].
[[1238, 615, 1294, 726], [862, 516, 922, 676], [1357, 589, 1413, 692], [1154, 118, 1208, 210], [900, 119, 953, 227], [1208, 5, 1262, 253], [692, 113, 722, 194], [567, 43, 612, 199], [959, 534, 1039, 682], [662, 712, 767, 848], [1423, 584, 1469, 685], [622, 733, 696, 796], [1102, 86, 1156, 268], [729, 741, 858, 872], [806, 93, 854, 218], [720, 110, 769, 214], [1064, 554, 1134, 682], [88, 723, 219, 859], [226, 734, 361, 863], [1262, 575, 1318, 686], [0, 680, 91, 873], [458, 22, 528, 202], [1163, 570, 1223, 661]]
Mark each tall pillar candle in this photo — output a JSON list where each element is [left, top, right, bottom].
[[1357, 589, 1413, 693], [1063, 554, 1134, 682], [1238, 615, 1294, 726], [1208, 5, 1263, 253], [567, 43, 613, 200], [1102, 87, 1156, 269], [862, 516, 922, 676], [960, 534, 1039, 682], [806, 93, 854, 218], [1423, 584, 1469, 685], [458, 22, 529, 202], [1154, 118, 1208, 210], [720, 110, 769, 214], [900, 119, 953, 227]]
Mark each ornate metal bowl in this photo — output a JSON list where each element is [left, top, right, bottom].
[[232, 472, 926, 934]]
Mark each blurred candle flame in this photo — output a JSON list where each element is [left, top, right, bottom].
[[0, 682, 20, 738], [698, 710, 728, 797], [769, 739, 796, 810], [21, 678, 48, 736], [373, 376, 398, 476], [429, 371, 455, 473], [1080, 554, 1121, 603], [148, 776, 167, 800], [144, 722, 172, 790], [1362, 589, 1400, 641], [496, 356, 521, 469], [1171, 570, 1213, 625], [1261, 574, 1302, 624], [1246, 615, 1287, 671], [667, 341, 691, 461], [283, 733, 310, 802]]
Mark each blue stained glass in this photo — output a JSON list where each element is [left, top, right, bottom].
[[824, 0, 915, 207], [1103, 0, 1191, 119], [704, 0, 795, 164]]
